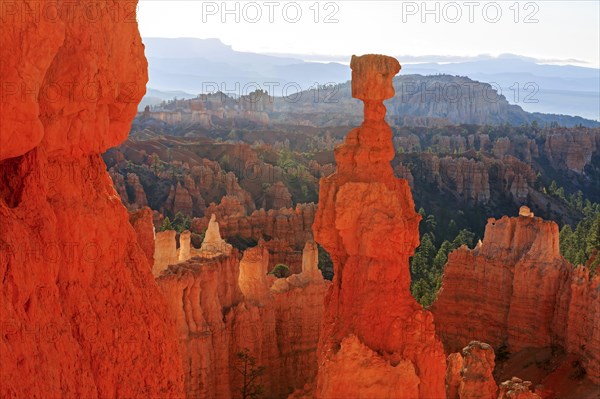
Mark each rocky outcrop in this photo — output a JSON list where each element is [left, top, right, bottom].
[[106, 151, 256, 218], [497, 378, 540, 399], [554, 265, 600, 383], [143, 90, 273, 128], [270, 240, 329, 392], [129, 207, 156, 266], [438, 156, 491, 203], [446, 342, 544, 399], [312, 54, 446, 398], [192, 201, 316, 273], [194, 201, 316, 249], [446, 352, 465, 399], [0, 2, 184, 397], [432, 206, 600, 383], [397, 152, 537, 205], [316, 334, 421, 398], [199, 214, 233, 257], [457, 342, 498, 399], [266, 181, 293, 210], [543, 129, 600, 173], [446, 342, 546, 399], [153, 230, 178, 276], [157, 250, 248, 399], [239, 246, 271, 305], [178, 230, 192, 262], [271, 240, 323, 293], [168, 182, 194, 216], [127, 173, 149, 208], [157, 240, 329, 398]]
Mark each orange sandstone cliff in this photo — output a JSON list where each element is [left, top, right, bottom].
[[432, 206, 600, 384], [0, 1, 184, 397], [156, 229, 329, 398], [312, 54, 447, 398]]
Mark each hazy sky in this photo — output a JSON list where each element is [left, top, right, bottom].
[[138, 1, 600, 67]]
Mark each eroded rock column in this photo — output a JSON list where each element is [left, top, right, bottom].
[[313, 54, 446, 398]]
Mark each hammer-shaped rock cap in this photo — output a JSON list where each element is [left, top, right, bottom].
[[350, 54, 401, 101]]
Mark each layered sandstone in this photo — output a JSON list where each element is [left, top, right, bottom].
[[192, 200, 316, 273], [239, 246, 271, 305], [266, 181, 293, 210], [457, 342, 498, 399], [446, 342, 545, 399], [0, 2, 184, 397], [127, 173, 149, 208], [432, 207, 600, 383], [554, 265, 600, 383], [396, 153, 537, 205], [312, 54, 446, 398], [199, 214, 233, 257], [178, 230, 192, 262], [193, 200, 316, 250], [543, 129, 600, 173], [129, 206, 156, 266], [107, 153, 255, 217], [153, 230, 178, 276], [157, 240, 329, 398]]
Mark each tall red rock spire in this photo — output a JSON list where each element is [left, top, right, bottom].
[[313, 54, 446, 398]]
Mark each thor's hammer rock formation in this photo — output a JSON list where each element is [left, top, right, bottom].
[[312, 54, 446, 398]]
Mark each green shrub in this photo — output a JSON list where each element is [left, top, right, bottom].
[[268, 264, 290, 278]]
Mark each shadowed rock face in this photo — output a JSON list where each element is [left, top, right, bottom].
[[313, 54, 446, 398], [0, 1, 184, 398]]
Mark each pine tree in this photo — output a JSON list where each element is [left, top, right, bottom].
[[234, 348, 265, 399], [160, 217, 173, 232]]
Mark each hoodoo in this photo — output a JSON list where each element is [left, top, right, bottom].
[[312, 54, 446, 398]]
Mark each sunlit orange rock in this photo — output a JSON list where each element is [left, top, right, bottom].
[[199, 214, 233, 257], [317, 334, 420, 399], [239, 245, 271, 305], [153, 230, 178, 276], [432, 208, 600, 384], [0, 1, 184, 397], [432, 209, 568, 352], [192, 201, 316, 273], [157, 241, 329, 398], [178, 230, 192, 262], [312, 54, 446, 398]]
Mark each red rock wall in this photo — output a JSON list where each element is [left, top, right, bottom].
[[432, 209, 600, 384], [0, 1, 184, 397], [129, 207, 156, 266], [192, 200, 316, 273], [543, 129, 600, 173], [157, 245, 329, 399], [554, 266, 600, 383]]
